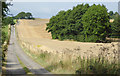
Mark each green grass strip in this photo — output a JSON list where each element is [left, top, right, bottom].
[[16, 55, 35, 76]]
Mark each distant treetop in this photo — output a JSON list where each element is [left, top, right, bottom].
[[15, 12, 34, 19]]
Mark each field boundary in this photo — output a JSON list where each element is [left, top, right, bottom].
[[2, 24, 11, 75]]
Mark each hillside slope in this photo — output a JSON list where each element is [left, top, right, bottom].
[[16, 19, 119, 62]]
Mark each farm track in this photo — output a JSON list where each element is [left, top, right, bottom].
[[5, 25, 50, 76]]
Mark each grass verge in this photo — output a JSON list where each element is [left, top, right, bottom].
[[16, 55, 35, 76], [20, 46, 120, 74], [2, 25, 11, 75]]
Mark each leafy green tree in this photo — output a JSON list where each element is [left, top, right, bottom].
[[3, 17, 15, 25], [72, 4, 89, 41], [109, 11, 114, 19], [15, 12, 34, 19], [111, 12, 119, 19], [114, 12, 119, 15], [2, 2, 13, 25], [46, 4, 90, 41], [25, 12, 33, 19], [110, 14, 120, 38], [109, 11, 114, 16], [2, 2, 9, 17], [81, 4, 110, 42], [16, 12, 26, 19], [46, 4, 111, 42]]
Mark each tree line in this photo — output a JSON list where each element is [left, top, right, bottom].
[[15, 12, 34, 19], [2, 11, 34, 26], [46, 4, 113, 42]]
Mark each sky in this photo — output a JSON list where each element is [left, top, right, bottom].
[[8, 1, 119, 18], [7, 0, 120, 2]]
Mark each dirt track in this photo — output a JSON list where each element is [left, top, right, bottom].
[[5, 25, 50, 75], [16, 19, 119, 61]]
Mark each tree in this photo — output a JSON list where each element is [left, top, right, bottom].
[[46, 4, 90, 41], [15, 12, 34, 19], [2, 2, 15, 26], [109, 11, 114, 19], [109, 11, 113, 16], [3, 17, 15, 25], [25, 12, 33, 19], [2, 2, 9, 17], [2, 2, 13, 25], [46, 4, 111, 42], [110, 14, 120, 38], [81, 4, 110, 42], [16, 12, 26, 19], [111, 12, 119, 19], [114, 12, 119, 15]]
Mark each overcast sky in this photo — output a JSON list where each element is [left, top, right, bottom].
[[8, 1, 119, 18]]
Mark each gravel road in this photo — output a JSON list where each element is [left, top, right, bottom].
[[5, 25, 50, 76]]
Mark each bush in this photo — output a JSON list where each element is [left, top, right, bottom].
[[76, 35, 85, 42], [84, 35, 100, 42], [2, 17, 15, 26]]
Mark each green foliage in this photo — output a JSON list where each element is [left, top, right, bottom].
[[2, 26, 9, 44], [82, 4, 110, 42], [76, 35, 85, 42], [110, 12, 119, 19], [47, 4, 111, 42], [2, 17, 15, 26], [25, 12, 33, 19], [2, 2, 11, 17], [15, 12, 26, 19], [84, 35, 100, 42], [15, 12, 34, 19], [76, 57, 120, 74], [2, 2, 12, 45], [107, 11, 120, 38], [109, 11, 114, 18], [46, 4, 90, 41], [2, 2, 12, 62], [2, 2, 13, 25], [17, 55, 34, 75], [109, 14, 120, 38]]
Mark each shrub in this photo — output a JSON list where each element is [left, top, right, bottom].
[[76, 35, 85, 42], [85, 35, 101, 42]]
